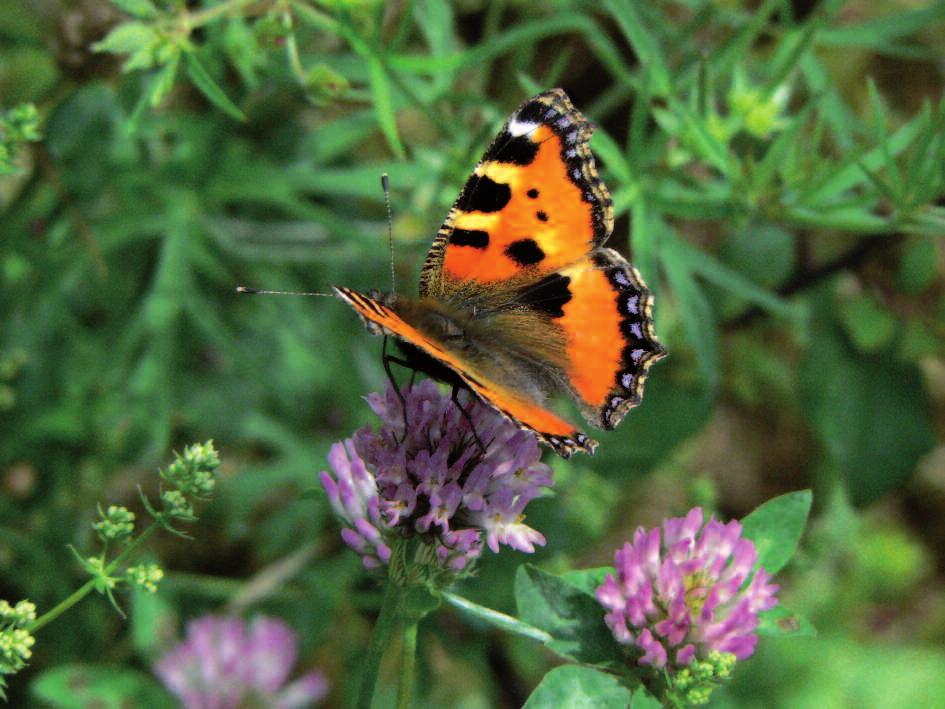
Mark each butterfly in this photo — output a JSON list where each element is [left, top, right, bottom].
[[333, 89, 666, 457]]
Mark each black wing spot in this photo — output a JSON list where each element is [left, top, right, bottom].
[[450, 228, 489, 249], [460, 175, 512, 213], [527, 188, 539, 199], [536, 210, 548, 222], [505, 239, 545, 267], [488, 131, 539, 166], [518, 273, 572, 318]]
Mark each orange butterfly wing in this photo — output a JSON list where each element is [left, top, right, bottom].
[[420, 89, 612, 296], [332, 286, 595, 457], [556, 249, 665, 430]]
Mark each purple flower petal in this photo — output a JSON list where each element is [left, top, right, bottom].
[[320, 382, 552, 571], [155, 615, 327, 708], [597, 506, 780, 674]]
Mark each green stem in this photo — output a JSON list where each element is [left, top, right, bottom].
[[357, 580, 402, 709], [397, 619, 418, 709], [281, 6, 307, 86], [27, 520, 162, 634]]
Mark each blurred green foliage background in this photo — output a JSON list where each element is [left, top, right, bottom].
[[2, 0, 945, 706]]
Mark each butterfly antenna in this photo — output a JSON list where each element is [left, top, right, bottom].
[[381, 173, 395, 295], [235, 286, 333, 297]]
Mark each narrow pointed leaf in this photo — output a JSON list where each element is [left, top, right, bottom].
[[184, 53, 247, 122]]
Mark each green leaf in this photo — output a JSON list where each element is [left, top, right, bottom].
[[31, 665, 172, 708], [92, 22, 157, 55], [897, 237, 938, 294], [752, 102, 814, 194], [784, 204, 890, 233], [668, 96, 736, 177], [602, 0, 671, 96], [561, 567, 612, 597], [765, 18, 822, 96], [838, 293, 898, 352], [741, 490, 812, 574], [720, 222, 794, 291], [108, 0, 159, 19], [148, 51, 179, 108], [184, 52, 247, 122], [592, 126, 633, 185], [757, 605, 817, 638], [800, 323, 935, 505], [662, 233, 719, 393], [903, 207, 945, 236], [798, 114, 924, 205], [631, 688, 663, 708], [672, 237, 794, 317], [629, 197, 659, 289], [866, 79, 904, 199], [523, 666, 632, 709], [711, 0, 781, 78], [366, 54, 405, 158], [650, 179, 733, 220], [515, 565, 624, 667], [409, 0, 455, 95], [443, 592, 552, 643], [414, 0, 455, 56], [130, 586, 174, 659], [819, 5, 945, 48]]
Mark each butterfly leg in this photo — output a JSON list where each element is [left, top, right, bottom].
[[382, 335, 411, 441], [450, 383, 486, 456], [381, 336, 409, 440]]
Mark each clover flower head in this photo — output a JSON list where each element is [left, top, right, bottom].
[[155, 615, 328, 709], [320, 381, 552, 572], [596, 507, 778, 671]]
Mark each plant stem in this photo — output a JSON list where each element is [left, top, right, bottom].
[[397, 619, 418, 709], [357, 580, 402, 709], [27, 521, 162, 634]]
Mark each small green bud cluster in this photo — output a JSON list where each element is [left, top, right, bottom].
[[127, 564, 164, 593], [146, 440, 220, 531], [0, 601, 36, 627], [77, 443, 218, 616], [93, 505, 136, 542], [0, 600, 37, 700], [160, 441, 220, 501], [0, 103, 41, 176], [670, 651, 737, 706], [161, 489, 195, 521], [666, 67, 791, 169], [727, 74, 790, 139]]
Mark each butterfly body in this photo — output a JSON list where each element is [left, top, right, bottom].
[[334, 90, 665, 457]]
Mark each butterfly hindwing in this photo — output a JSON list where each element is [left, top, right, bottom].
[[553, 249, 666, 429], [420, 89, 613, 298]]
